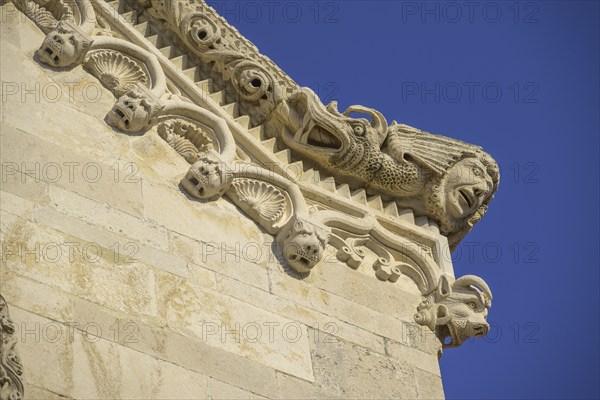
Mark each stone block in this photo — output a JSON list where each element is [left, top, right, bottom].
[[308, 329, 418, 399], [155, 270, 314, 381], [0, 124, 144, 216]]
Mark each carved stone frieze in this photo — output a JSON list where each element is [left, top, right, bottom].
[[13, 0, 500, 349], [0, 294, 24, 400]]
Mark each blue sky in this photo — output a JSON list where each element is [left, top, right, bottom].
[[205, 1, 600, 398]]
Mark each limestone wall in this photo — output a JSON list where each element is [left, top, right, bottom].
[[0, 3, 443, 399]]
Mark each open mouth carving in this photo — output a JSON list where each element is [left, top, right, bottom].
[[459, 189, 474, 209], [285, 90, 344, 152], [289, 254, 312, 267], [304, 124, 342, 149]]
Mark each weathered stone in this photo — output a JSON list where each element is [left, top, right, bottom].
[[155, 270, 314, 381], [309, 329, 418, 399]]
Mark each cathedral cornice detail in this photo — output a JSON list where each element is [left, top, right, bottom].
[[10, 0, 499, 350]]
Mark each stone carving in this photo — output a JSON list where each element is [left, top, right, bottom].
[[108, 83, 165, 132], [84, 50, 149, 97], [414, 275, 492, 348], [181, 150, 233, 201], [181, 159, 331, 273], [0, 294, 24, 400], [36, 21, 92, 67], [11, 0, 75, 33], [312, 210, 438, 293], [271, 87, 500, 248], [134, 0, 295, 124], [158, 119, 214, 163], [229, 179, 287, 225], [276, 215, 331, 274]]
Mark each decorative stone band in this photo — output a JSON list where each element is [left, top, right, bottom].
[[0, 294, 24, 400]]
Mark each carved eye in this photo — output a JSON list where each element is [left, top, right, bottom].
[[467, 302, 476, 310], [68, 36, 75, 45], [353, 125, 364, 136], [472, 168, 482, 177]]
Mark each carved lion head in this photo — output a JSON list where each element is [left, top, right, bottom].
[[276, 215, 331, 273]]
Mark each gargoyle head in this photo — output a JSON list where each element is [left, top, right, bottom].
[[276, 214, 331, 273], [414, 275, 492, 348], [36, 21, 90, 68], [107, 84, 164, 133], [180, 151, 233, 201], [274, 88, 387, 167]]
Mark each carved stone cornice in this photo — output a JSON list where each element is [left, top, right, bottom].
[[10, 0, 498, 348], [0, 294, 24, 400]]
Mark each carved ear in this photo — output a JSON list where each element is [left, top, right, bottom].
[[326, 101, 343, 117], [437, 275, 452, 299], [435, 304, 452, 325]]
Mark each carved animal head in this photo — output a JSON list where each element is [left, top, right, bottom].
[[414, 275, 492, 348], [276, 215, 331, 273], [107, 84, 163, 133], [274, 88, 387, 167], [36, 22, 90, 68], [181, 151, 233, 201]]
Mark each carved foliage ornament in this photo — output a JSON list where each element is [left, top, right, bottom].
[[0, 294, 24, 400]]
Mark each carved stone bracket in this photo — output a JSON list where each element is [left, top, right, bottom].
[[0, 294, 24, 400]]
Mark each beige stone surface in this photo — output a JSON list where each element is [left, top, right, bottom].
[[0, 1, 463, 398]]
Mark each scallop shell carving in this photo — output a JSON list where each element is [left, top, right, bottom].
[[85, 50, 148, 96], [231, 179, 287, 223], [158, 120, 214, 164]]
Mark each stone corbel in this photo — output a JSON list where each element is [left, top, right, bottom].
[[0, 294, 24, 400]]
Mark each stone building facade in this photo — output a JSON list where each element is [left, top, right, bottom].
[[0, 1, 498, 398]]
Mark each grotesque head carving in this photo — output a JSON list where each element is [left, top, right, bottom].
[[425, 151, 500, 246], [276, 215, 331, 273], [107, 84, 164, 133], [180, 151, 233, 201], [36, 22, 90, 68], [415, 275, 492, 348]]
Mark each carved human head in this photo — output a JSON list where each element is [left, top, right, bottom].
[[277, 215, 331, 273], [415, 275, 492, 348], [107, 84, 163, 133], [427, 151, 499, 238], [180, 151, 233, 201], [36, 22, 90, 68]]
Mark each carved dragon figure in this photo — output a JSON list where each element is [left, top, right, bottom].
[[270, 87, 500, 248], [414, 275, 492, 348]]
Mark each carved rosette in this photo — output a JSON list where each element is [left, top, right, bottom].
[[84, 50, 149, 97], [0, 295, 24, 400]]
